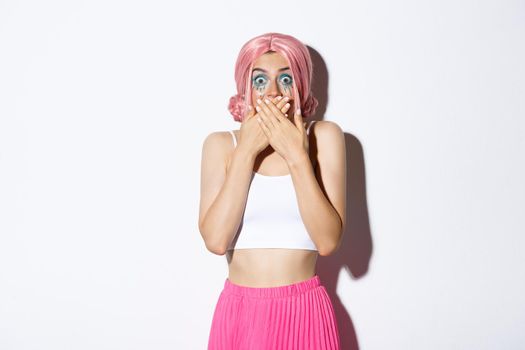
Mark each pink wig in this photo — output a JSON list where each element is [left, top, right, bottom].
[[228, 32, 318, 122]]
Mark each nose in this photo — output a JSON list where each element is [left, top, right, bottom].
[[265, 79, 281, 99]]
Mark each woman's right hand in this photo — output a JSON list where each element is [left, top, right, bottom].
[[238, 96, 292, 157]]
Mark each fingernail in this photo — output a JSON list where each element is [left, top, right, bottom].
[[256, 99, 261, 104], [264, 98, 269, 104], [256, 106, 261, 111], [297, 108, 301, 114]]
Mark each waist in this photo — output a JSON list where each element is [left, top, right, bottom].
[[226, 248, 318, 287], [223, 274, 321, 298]]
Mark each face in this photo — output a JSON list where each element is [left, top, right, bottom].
[[250, 51, 296, 119]]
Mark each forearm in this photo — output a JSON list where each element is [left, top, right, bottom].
[[288, 153, 343, 256], [201, 146, 255, 254]]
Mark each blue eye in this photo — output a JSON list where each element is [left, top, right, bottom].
[[253, 75, 267, 87], [279, 74, 293, 86]]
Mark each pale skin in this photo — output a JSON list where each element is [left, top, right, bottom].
[[199, 51, 347, 287]]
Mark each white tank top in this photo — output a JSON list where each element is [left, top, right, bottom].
[[226, 120, 318, 251]]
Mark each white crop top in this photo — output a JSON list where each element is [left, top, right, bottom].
[[226, 120, 318, 251]]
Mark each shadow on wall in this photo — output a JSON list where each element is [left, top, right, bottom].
[[308, 46, 373, 350]]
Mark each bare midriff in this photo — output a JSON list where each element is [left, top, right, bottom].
[[226, 248, 318, 287]]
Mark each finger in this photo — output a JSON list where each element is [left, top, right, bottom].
[[268, 95, 288, 111], [256, 113, 271, 136], [271, 96, 286, 114], [242, 105, 255, 123], [262, 96, 289, 125], [281, 101, 292, 115], [275, 95, 291, 109], [266, 95, 292, 116], [256, 98, 277, 128], [263, 97, 287, 122], [293, 108, 304, 131]]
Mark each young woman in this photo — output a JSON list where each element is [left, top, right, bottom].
[[199, 32, 346, 349]]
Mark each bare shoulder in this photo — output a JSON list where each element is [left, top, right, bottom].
[[310, 120, 346, 189], [203, 131, 232, 147], [201, 130, 236, 169], [202, 130, 235, 149], [310, 120, 345, 153]]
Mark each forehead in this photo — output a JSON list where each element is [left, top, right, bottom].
[[252, 51, 290, 72]]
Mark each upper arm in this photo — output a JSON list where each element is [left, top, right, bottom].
[[198, 132, 228, 231], [314, 121, 347, 230]]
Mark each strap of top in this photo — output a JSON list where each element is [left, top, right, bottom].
[[229, 120, 316, 148], [306, 120, 317, 135], [229, 130, 237, 147]]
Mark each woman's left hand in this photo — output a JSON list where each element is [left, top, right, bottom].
[[255, 97, 309, 165]]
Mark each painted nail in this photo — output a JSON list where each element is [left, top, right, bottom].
[[264, 98, 269, 104], [285, 103, 290, 108], [256, 99, 261, 104], [284, 96, 290, 101], [256, 106, 261, 111], [277, 96, 283, 100]]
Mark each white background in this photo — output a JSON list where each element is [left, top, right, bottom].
[[1, 0, 524, 349]]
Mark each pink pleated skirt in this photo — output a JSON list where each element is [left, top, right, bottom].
[[207, 274, 340, 350]]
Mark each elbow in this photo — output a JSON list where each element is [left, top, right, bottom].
[[201, 232, 227, 256], [318, 230, 344, 257], [205, 241, 227, 256], [200, 230, 228, 256], [199, 220, 227, 256], [318, 245, 337, 257], [318, 242, 341, 257]]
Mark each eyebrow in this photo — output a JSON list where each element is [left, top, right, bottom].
[[252, 67, 290, 73]]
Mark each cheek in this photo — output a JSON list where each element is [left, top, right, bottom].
[[251, 90, 262, 106], [283, 88, 295, 103], [252, 87, 266, 104], [252, 80, 268, 97], [281, 86, 295, 101]]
